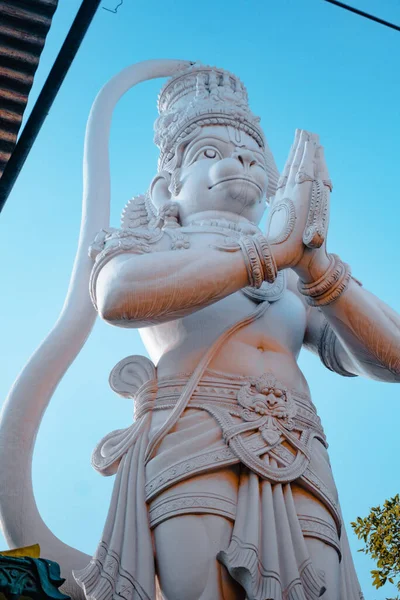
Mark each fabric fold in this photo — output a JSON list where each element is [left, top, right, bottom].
[[73, 419, 155, 600], [218, 460, 326, 600], [91, 416, 149, 476]]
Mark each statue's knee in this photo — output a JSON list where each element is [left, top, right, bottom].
[[154, 516, 215, 600], [305, 538, 340, 600], [157, 561, 213, 600]]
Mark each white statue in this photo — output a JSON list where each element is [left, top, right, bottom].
[[1, 59, 399, 600]]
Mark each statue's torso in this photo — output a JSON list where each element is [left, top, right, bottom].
[[140, 284, 310, 395], [139, 283, 335, 524]]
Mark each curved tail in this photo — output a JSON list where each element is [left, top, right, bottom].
[[0, 59, 192, 599]]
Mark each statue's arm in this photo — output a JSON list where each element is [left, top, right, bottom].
[[273, 130, 400, 383], [292, 269, 400, 382], [91, 229, 250, 328]]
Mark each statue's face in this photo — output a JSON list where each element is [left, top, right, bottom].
[[171, 125, 268, 224]]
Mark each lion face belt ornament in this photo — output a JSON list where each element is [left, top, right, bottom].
[[237, 373, 297, 445]]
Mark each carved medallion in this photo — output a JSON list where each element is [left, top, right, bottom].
[[237, 373, 297, 445]]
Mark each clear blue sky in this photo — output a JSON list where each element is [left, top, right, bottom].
[[1, 0, 399, 597]]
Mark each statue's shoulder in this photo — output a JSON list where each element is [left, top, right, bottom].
[[89, 194, 164, 261]]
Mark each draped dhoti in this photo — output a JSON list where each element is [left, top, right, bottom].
[[74, 367, 364, 600]]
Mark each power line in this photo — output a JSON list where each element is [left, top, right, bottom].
[[324, 0, 400, 32], [103, 1, 124, 13]]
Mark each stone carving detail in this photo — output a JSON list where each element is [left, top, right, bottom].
[[237, 374, 297, 445], [145, 446, 237, 502], [241, 270, 286, 303], [88, 227, 163, 310], [109, 355, 157, 399], [188, 217, 260, 235], [169, 232, 190, 250], [303, 178, 329, 249], [148, 492, 237, 528], [156, 66, 261, 157], [266, 197, 296, 244], [318, 320, 358, 377], [298, 253, 352, 307], [298, 514, 341, 558], [154, 63, 279, 198], [156, 201, 181, 229], [121, 194, 153, 229], [78, 542, 151, 600]]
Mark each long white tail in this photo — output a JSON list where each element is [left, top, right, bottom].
[[0, 59, 191, 599]]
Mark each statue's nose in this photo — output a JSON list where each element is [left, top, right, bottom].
[[233, 149, 257, 170]]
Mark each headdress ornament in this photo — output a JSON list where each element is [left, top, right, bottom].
[[154, 63, 279, 198]]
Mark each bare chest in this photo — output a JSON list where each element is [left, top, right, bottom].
[[140, 288, 307, 368]]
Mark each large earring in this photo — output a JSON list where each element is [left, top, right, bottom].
[[149, 170, 172, 205], [168, 168, 182, 196]]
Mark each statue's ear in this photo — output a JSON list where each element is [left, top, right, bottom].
[[149, 170, 172, 210]]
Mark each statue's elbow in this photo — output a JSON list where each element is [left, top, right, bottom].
[[391, 368, 400, 384], [364, 363, 400, 384], [385, 355, 400, 383], [381, 370, 400, 384], [97, 288, 125, 323], [97, 287, 151, 328]]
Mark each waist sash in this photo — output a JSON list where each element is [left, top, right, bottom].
[[138, 371, 326, 486]]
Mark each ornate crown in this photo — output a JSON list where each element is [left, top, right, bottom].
[[154, 63, 279, 198]]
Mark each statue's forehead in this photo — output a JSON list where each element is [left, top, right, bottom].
[[192, 124, 263, 153]]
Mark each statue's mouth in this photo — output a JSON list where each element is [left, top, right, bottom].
[[209, 177, 263, 193]]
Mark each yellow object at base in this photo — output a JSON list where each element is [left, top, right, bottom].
[[0, 544, 40, 558]]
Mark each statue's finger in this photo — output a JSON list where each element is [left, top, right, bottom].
[[277, 129, 300, 189], [295, 139, 317, 185], [315, 145, 333, 191], [288, 129, 308, 185]]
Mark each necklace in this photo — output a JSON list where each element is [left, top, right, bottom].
[[188, 217, 260, 236]]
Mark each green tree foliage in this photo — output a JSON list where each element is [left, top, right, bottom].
[[351, 494, 400, 599]]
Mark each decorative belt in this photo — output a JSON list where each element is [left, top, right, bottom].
[[94, 356, 341, 536], [136, 370, 324, 440], [135, 370, 326, 486], [137, 370, 340, 534]]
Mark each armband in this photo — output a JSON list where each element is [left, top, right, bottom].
[[318, 321, 357, 377]]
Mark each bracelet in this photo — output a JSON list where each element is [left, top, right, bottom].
[[253, 234, 277, 283], [298, 254, 352, 307], [238, 236, 264, 288], [299, 254, 338, 298]]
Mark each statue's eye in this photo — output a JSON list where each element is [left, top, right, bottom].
[[204, 148, 217, 159], [187, 146, 222, 165]]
